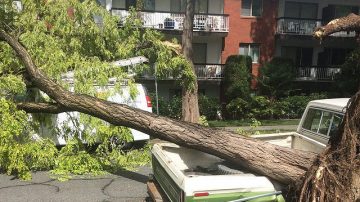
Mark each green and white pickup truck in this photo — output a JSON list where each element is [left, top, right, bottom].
[[149, 98, 349, 202]]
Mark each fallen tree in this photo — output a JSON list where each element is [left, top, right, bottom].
[[0, 29, 315, 185], [1, 6, 359, 201]]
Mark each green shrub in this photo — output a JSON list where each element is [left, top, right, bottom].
[[152, 94, 220, 120], [223, 93, 328, 120], [258, 57, 296, 98], [335, 48, 360, 96], [198, 95, 220, 120], [225, 97, 251, 120], [279, 93, 328, 118], [223, 55, 252, 101]]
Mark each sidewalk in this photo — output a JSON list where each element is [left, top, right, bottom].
[[221, 125, 298, 132]]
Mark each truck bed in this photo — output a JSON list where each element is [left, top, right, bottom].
[[151, 142, 284, 202], [255, 132, 326, 153]]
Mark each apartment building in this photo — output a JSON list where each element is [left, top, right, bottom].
[[222, 0, 359, 85], [275, 0, 359, 82], [222, 0, 278, 86], [101, 0, 229, 100], [100, 0, 359, 99]]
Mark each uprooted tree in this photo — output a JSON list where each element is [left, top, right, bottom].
[[0, 0, 359, 201]]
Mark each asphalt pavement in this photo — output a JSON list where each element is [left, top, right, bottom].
[[0, 166, 152, 202]]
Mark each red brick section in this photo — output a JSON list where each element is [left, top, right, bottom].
[[222, 0, 278, 87]]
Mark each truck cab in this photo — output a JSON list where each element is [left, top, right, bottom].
[[256, 98, 349, 153], [297, 98, 348, 145]]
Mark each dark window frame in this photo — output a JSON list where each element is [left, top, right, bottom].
[[239, 43, 261, 63], [241, 0, 263, 17], [284, 1, 318, 19]]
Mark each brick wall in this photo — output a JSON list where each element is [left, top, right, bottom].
[[222, 0, 278, 81]]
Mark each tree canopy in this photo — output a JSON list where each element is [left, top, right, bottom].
[[0, 0, 195, 179]]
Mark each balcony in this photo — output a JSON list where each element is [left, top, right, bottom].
[[194, 64, 224, 79], [139, 64, 224, 80], [277, 17, 321, 35], [111, 9, 229, 33], [277, 17, 356, 37], [295, 66, 340, 81]]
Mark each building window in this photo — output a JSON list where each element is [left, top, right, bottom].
[[284, 2, 318, 19], [239, 43, 260, 63], [195, 0, 208, 13], [171, 0, 208, 13], [322, 5, 359, 24], [241, 0, 262, 17], [281, 47, 313, 67], [334, 5, 359, 18], [126, 0, 155, 10], [193, 43, 207, 64], [318, 48, 353, 66]]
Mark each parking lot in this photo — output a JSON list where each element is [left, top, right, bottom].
[[0, 166, 152, 202]]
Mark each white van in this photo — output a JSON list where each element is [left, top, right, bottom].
[[36, 83, 152, 147]]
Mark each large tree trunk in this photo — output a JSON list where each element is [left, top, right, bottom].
[[0, 29, 315, 185], [181, 0, 200, 123]]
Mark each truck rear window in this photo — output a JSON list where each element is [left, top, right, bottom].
[[302, 108, 343, 137]]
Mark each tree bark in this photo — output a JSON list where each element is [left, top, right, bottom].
[[181, 0, 200, 123], [0, 29, 316, 185], [314, 13, 360, 41]]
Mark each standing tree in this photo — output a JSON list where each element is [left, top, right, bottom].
[[181, 0, 200, 123]]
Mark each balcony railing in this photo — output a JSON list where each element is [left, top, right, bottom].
[[111, 9, 229, 32], [277, 17, 321, 35], [139, 64, 224, 80], [194, 64, 224, 79], [296, 66, 340, 81], [277, 17, 356, 37]]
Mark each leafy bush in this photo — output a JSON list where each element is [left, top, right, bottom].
[[152, 94, 220, 120], [248, 96, 285, 119], [279, 93, 328, 118], [335, 48, 360, 96], [225, 98, 251, 120], [224, 93, 328, 120], [258, 57, 296, 98], [198, 95, 220, 120], [223, 55, 252, 101], [153, 95, 182, 119]]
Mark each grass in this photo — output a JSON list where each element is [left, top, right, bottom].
[[208, 119, 300, 127]]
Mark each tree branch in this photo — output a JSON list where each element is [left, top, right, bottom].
[[314, 13, 360, 39], [16, 102, 72, 114]]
